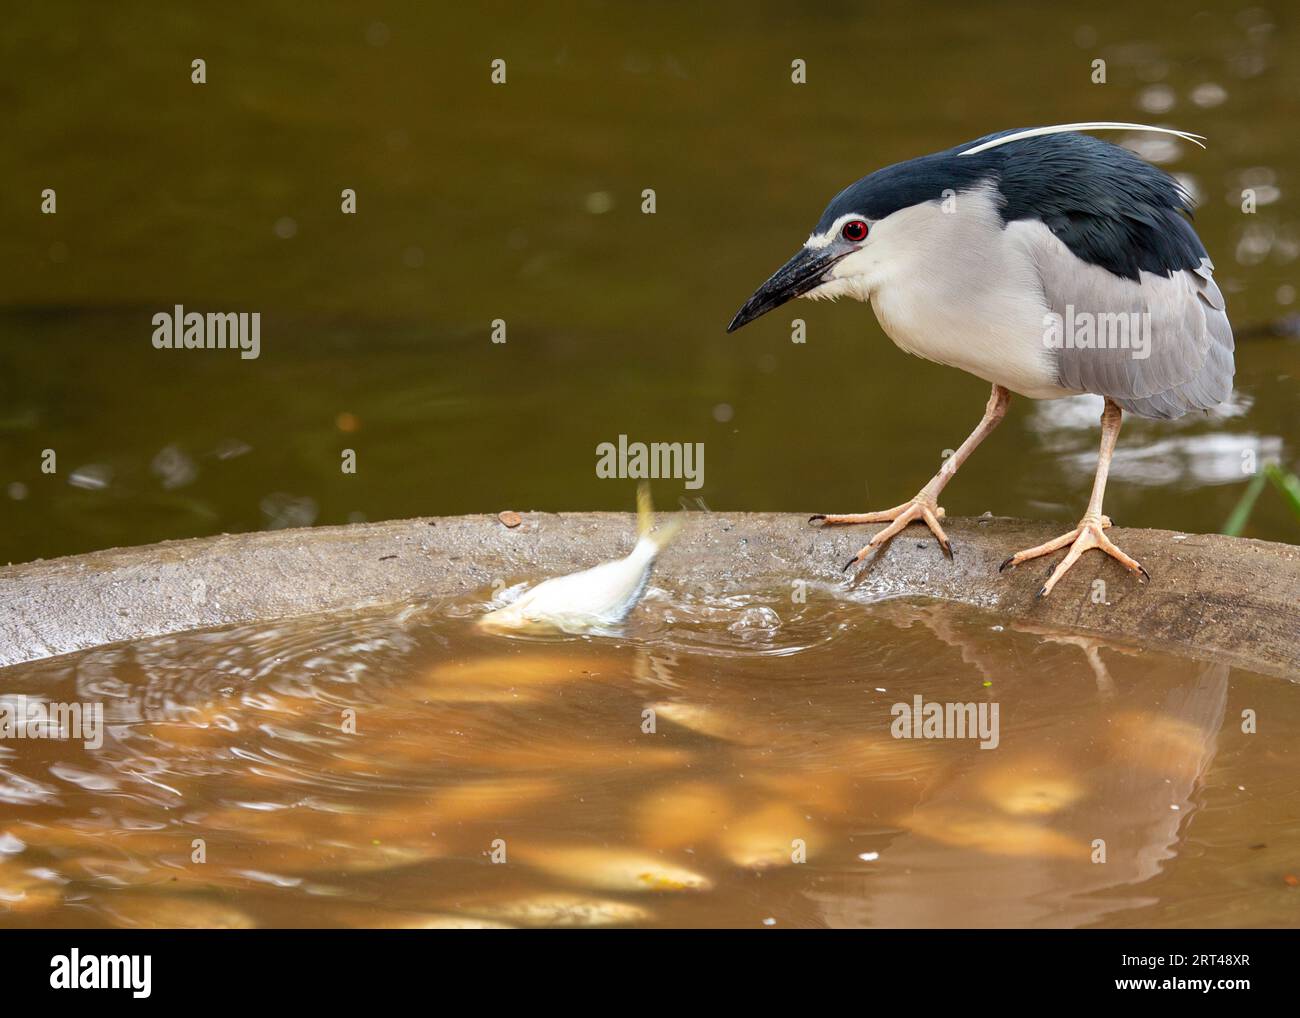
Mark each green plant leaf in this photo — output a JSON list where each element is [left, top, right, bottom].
[[1222, 471, 1268, 536], [1264, 464, 1300, 522]]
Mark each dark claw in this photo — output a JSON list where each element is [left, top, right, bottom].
[[1137, 564, 1151, 583], [842, 556, 860, 573], [809, 514, 826, 524], [939, 540, 953, 559], [1035, 584, 1048, 600], [998, 556, 1015, 573]]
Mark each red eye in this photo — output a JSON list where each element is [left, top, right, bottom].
[[842, 219, 869, 242]]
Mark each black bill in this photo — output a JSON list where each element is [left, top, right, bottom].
[[726, 245, 850, 333]]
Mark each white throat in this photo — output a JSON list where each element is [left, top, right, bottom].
[[800, 181, 1070, 399]]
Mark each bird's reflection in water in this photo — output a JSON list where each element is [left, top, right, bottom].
[[814, 603, 1230, 928]]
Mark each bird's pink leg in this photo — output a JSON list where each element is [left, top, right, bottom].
[[815, 384, 1011, 569], [1000, 398, 1149, 597]]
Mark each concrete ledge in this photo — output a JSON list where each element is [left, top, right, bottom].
[[1, 514, 1297, 678]]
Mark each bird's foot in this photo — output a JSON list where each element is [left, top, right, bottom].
[[811, 496, 950, 570], [998, 514, 1149, 598]]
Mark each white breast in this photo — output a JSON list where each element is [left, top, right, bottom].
[[819, 182, 1076, 400]]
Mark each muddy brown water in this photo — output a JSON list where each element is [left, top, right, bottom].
[[1, 586, 1294, 929]]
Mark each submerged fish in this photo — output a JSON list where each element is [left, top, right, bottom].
[[513, 844, 712, 893], [906, 806, 1083, 860], [635, 781, 733, 850], [329, 905, 514, 929], [454, 893, 652, 928], [480, 484, 681, 634], [94, 893, 258, 929], [724, 802, 822, 870], [977, 758, 1085, 817], [0, 863, 63, 913]]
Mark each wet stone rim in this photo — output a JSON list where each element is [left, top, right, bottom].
[[0, 514, 1296, 678]]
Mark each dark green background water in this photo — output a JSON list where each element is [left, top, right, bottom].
[[2, 2, 1297, 563]]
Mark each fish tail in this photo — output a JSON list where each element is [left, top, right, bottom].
[[635, 482, 683, 552], [636, 482, 655, 539]]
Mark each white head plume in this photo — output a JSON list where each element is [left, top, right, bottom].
[[959, 122, 1207, 157]]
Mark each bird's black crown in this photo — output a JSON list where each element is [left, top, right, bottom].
[[815, 129, 1205, 281]]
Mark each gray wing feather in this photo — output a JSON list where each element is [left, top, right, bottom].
[[1028, 230, 1235, 420]]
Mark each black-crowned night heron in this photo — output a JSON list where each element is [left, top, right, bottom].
[[728, 122, 1234, 597]]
